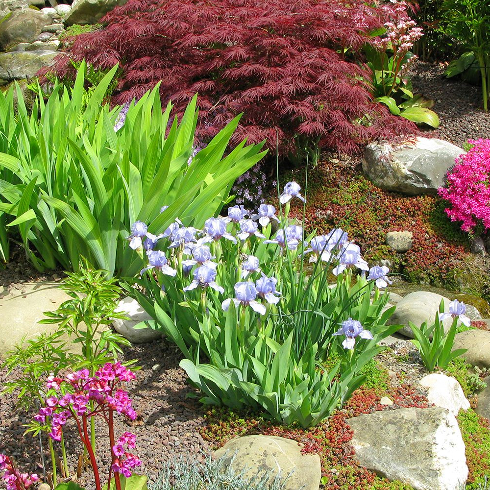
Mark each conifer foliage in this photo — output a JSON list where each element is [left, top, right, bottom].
[[48, 0, 417, 157]]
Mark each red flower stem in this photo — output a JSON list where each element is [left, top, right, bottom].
[[108, 409, 122, 490], [81, 414, 101, 490]]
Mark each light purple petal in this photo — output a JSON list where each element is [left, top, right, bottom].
[[222, 299, 231, 311], [209, 283, 225, 294], [264, 293, 280, 305], [160, 265, 177, 277], [129, 236, 142, 250], [183, 281, 199, 292], [249, 301, 267, 315], [342, 337, 355, 349], [359, 330, 373, 340], [460, 315, 471, 327]]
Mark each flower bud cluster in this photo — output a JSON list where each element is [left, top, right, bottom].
[[36, 363, 137, 441], [111, 432, 142, 478], [0, 454, 39, 490], [374, 1, 423, 56]]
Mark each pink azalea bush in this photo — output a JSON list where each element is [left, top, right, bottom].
[[438, 138, 490, 233]]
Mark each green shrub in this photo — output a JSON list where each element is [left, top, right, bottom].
[[0, 61, 266, 275]]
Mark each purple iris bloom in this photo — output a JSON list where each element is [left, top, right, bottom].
[[222, 282, 267, 315], [368, 266, 392, 288], [439, 299, 471, 327], [304, 235, 333, 262], [128, 221, 148, 250], [237, 219, 265, 241], [241, 255, 260, 278], [255, 275, 281, 305], [183, 265, 224, 293], [265, 225, 303, 250], [326, 228, 348, 250], [200, 217, 236, 244], [333, 243, 369, 275], [255, 204, 280, 227], [114, 101, 130, 132], [140, 251, 177, 276], [279, 181, 305, 204], [169, 226, 200, 249], [334, 318, 373, 350], [182, 245, 217, 269], [225, 205, 248, 223], [143, 232, 161, 251], [162, 221, 180, 239]]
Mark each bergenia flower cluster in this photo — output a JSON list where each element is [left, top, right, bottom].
[[375, 1, 423, 55], [36, 363, 141, 487], [438, 139, 490, 233], [0, 455, 38, 490]]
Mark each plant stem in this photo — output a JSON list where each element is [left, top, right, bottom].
[[108, 410, 122, 490], [82, 414, 101, 490], [61, 433, 69, 478], [48, 438, 57, 488]]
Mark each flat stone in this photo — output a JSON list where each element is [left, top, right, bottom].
[[386, 231, 413, 252], [213, 435, 321, 490], [42, 23, 63, 33], [55, 4, 71, 16], [348, 407, 468, 490], [453, 329, 490, 369], [0, 50, 57, 83], [112, 297, 162, 344], [363, 137, 465, 196], [419, 373, 470, 415], [0, 282, 105, 358]]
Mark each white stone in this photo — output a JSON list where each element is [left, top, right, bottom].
[[55, 3, 71, 15], [419, 373, 470, 415], [453, 329, 490, 369], [348, 407, 468, 490], [112, 296, 162, 344], [41, 7, 57, 16]]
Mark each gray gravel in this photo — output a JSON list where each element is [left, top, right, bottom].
[[409, 60, 490, 147]]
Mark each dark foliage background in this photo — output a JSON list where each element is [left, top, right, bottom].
[[44, 0, 417, 158]]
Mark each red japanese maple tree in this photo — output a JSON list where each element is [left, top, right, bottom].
[[46, 0, 417, 157]]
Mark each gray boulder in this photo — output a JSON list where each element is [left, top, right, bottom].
[[475, 376, 490, 420], [64, 0, 129, 25], [453, 329, 490, 369], [363, 137, 464, 195], [0, 8, 51, 50], [388, 291, 453, 338], [348, 407, 468, 490], [0, 50, 57, 83], [112, 296, 161, 344], [213, 435, 321, 490]]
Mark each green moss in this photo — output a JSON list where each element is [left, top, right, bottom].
[[444, 358, 487, 398], [359, 358, 391, 395], [457, 408, 490, 488]]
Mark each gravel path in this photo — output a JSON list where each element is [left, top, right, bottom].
[[1, 60, 489, 489]]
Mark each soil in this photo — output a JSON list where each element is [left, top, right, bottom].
[[1, 60, 489, 489]]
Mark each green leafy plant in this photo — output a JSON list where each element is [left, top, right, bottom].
[[40, 260, 132, 374], [409, 299, 468, 371], [364, 1, 439, 128], [439, 0, 490, 110], [444, 358, 488, 398], [0, 61, 266, 275], [1, 331, 72, 485], [127, 182, 400, 427]]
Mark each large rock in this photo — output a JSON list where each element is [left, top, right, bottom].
[[0, 9, 51, 50], [363, 137, 465, 196], [475, 376, 490, 420], [419, 373, 470, 415], [112, 296, 161, 344], [64, 0, 129, 25], [388, 291, 452, 339], [0, 50, 57, 83], [453, 329, 490, 369], [0, 282, 70, 358], [348, 407, 468, 490], [213, 435, 321, 490]]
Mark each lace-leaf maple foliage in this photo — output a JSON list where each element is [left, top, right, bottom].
[[45, 0, 417, 157]]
